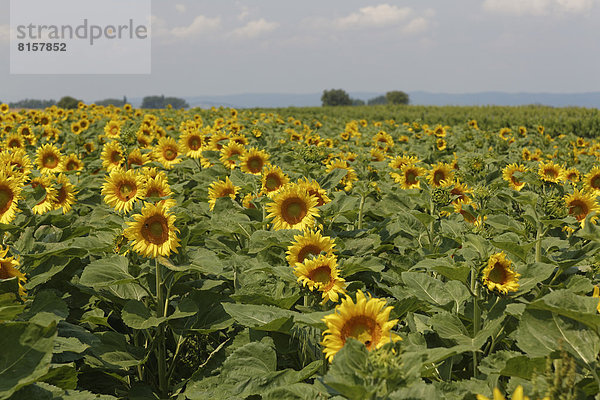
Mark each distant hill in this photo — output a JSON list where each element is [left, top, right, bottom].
[[126, 91, 600, 109]]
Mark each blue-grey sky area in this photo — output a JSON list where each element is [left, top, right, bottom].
[[1, 0, 599, 102]]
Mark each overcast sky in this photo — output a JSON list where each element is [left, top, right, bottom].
[[1, 0, 599, 102]]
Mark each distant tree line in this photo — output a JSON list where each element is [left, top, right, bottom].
[[141, 95, 189, 109], [3, 94, 189, 110], [321, 89, 410, 107]]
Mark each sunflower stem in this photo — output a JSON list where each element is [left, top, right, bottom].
[[155, 258, 167, 398], [535, 224, 543, 263], [357, 193, 366, 230], [471, 268, 481, 379]]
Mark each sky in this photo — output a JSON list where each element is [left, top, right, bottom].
[[1, 0, 599, 102]]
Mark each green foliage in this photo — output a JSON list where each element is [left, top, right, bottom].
[[141, 95, 189, 109], [56, 96, 81, 109], [386, 90, 410, 105], [321, 88, 352, 106]]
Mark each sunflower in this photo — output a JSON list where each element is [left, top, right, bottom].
[[481, 252, 520, 295], [0, 149, 32, 181], [427, 162, 454, 187], [71, 122, 81, 135], [35, 143, 63, 174], [448, 179, 472, 204], [436, 138, 447, 151], [153, 137, 182, 169], [392, 163, 426, 189], [370, 148, 386, 162], [101, 141, 124, 171], [565, 189, 599, 228], [52, 174, 77, 213], [583, 166, 600, 195], [136, 131, 153, 148], [127, 148, 150, 168], [219, 142, 246, 170], [325, 160, 358, 191], [62, 154, 84, 172], [502, 164, 528, 191], [143, 174, 176, 209], [104, 120, 121, 139], [0, 103, 8, 114], [388, 155, 419, 171], [287, 228, 336, 267], [4, 133, 25, 150], [30, 175, 57, 215], [498, 128, 512, 141], [297, 177, 331, 206], [180, 129, 204, 159], [322, 290, 401, 362], [476, 385, 545, 400], [0, 246, 26, 297], [294, 254, 346, 304], [521, 147, 531, 161], [564, 168, 580, 184], [123, 202, 180, 258], [242, 193, 257, 209], [102, 168, 144, 213], [208, 131, 230, 151], [372, 131, 394, 152], [0, 169, 22, 224], [240, 148, 269, 175], [261, 165, 289, 197], [266, 184, 319, 231], [538, 161, 563, 183], [84, 142, 96, 153], [208, 176, 240, 211]]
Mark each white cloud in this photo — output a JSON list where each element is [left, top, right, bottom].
[[402, 17, 429, 35], [334, 4, 411, 29], [230, 19, 279, 39], [175, 4, 186, 13], [151, 15, 221, 41], [237, 5, 250, 21], [483, 0, 595, 16]]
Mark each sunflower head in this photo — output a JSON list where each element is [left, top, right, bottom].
[[0, 169, 22, 224], [481, 252, 520, 295], [153, 137, 182, 169], [124, 202, 180, 258], [583, 166, 600, 194], [266, 184, 319, 231], [219, 142, 247, 170], [287, 228, 336, 267], [52, 173, 77, 214], [427, 162, 454, 187], [208, 176, 240, 211], [261, 165, 289, 196], [502, 164, 528, 191], [322, 290, 400, 362], [101, 168, 144, 213], [0, 246, 26, 297], [538, 161, 563, 183], [240, 148, 269, 175], [101, 141, 124, 172], [294, 254, 346, 304], [36, 143, 63, 174], [565, 189, 599, 227]]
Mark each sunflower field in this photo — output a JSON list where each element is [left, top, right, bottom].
[[2, 102, 600, 400]]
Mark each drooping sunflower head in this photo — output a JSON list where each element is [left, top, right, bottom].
[[294, 254, 346, 304], [261, 165, 289, 197], [427, 162, 454, 188], [208, 131, 230, 151], [0, 169, 22, 224], [538, 161, 564, 183], [297, 177, 330, 207], [565, 189, 599, 227], [52, 173, 77, 214], [62, 154, 84, 173], [583, 166, 600, 194], [322, 290, 401, 362], [389, 155, 419, 171], [208, 176, 240, 211], [502, 164, 528, 191], [30, 175, 57, 215], [219, 142, 247, 170], [370, 148, 386, 162], [153, 137, 182, 169], [101, 168, 144, 213], [123, 202, 180, 258], [240, 148, 270, 175], [101, 141, 124, 172], [266, 184, 319, 231], [372, 131, 394, 151], [287, 228, 336, 267], [481, 252, 520, 295], [35, 143, 63, 174], [0, 246, 27, 297]]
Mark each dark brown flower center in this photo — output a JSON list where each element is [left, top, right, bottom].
[[340, 316, 381, 350], [282, 198, 307, 224], [0, 186, 14, 213], [488, 262, 507, 284], [141, 215, 169, 245]]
